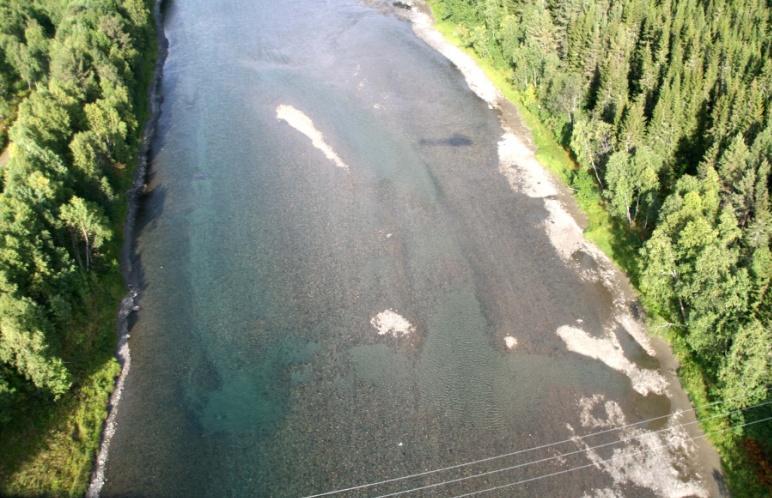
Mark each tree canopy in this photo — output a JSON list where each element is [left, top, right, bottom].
[[0, 0, 154, 425]]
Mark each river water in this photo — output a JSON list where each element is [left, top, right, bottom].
[[101, 1, 723, 496]]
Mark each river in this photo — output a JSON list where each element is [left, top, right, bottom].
[[99, 0, 724, 496]]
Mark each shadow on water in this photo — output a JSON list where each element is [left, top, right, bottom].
[[615, 323, 660, 370], [128, 183, 167, 297], [419, 133, 473, 147], [713, 469, 731, 497]]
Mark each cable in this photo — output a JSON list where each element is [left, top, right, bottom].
[[302, 400, 724, 497], [450, 415, 772, 498], [375, 400, 771, 498]]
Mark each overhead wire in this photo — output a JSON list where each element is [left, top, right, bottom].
[[374, 400, 771, 498], [303, 400, 724, 497], [449, 415, 772, 498]]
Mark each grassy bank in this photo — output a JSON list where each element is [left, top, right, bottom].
[[425, 1, 768, 495], [0, 13, 159, 497]]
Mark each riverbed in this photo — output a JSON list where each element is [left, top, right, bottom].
[[99, 0, 723, 496]]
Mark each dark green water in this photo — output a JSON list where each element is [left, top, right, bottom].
[[101, 1, 721, 496]]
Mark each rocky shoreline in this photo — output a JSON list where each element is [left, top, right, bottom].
[[86, 1, 170, 495]]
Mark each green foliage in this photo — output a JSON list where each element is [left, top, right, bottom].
[[0, 0, 157, 494], [0, 0, 153, 411], [605, 145, 661, 227], [641, 168, 752, 359], [430, 0, 771, 493], [0, 278, 124, 497], [60, 196, 112, 270], [720, 320, 771, 411]]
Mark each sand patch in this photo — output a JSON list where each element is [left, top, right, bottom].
[[543, 198, 588, 262], [504, 335, 518, 350], [501, 110, 659, 365], [582, 488, 622, 498], [557, 325, 667, 396], [578, 394, 626, 428], [497, 131, 558, 198], [276, 104, 349, 170], [0, 145, 11, 168], [410, 4, 613, 275], [543, 197, 657, 359], [370, 309, 415, 337], [571, 395, 707, 498]]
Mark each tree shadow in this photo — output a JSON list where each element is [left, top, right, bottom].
[[584, 65, 602, 112], [127, 182, 168, 294], [606, 212, 644, 286]]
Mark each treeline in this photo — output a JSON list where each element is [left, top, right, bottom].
[[431, 0, 769, 487], [0, 0, 154, 423]]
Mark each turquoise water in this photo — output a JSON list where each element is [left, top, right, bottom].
[[102, 1, 717, 496]]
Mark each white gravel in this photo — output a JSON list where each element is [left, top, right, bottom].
[[571, 395, 707, 497], [556, 325, 667, 396], [370, 309, 415, 337], [276, 104, 349, 170]]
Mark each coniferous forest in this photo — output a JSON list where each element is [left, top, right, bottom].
[[0, 0, 155, 493], [430, 0, 770, 493]]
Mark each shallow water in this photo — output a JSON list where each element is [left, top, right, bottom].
[[102, 1, 721, 496]]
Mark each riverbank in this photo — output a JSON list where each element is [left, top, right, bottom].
[[0, 3, 161, 495], [419, 0, 766, 495], [396, 1, 725, 494], [87, 0, 168, 493]]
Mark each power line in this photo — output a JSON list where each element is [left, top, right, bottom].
[[303, 400, 723, 497], [450, 415, 772, 498], [375, 401, 771, 498]]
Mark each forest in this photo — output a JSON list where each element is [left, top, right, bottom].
[[430, 0, 770, 493], [0, 0, 155, 494]]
